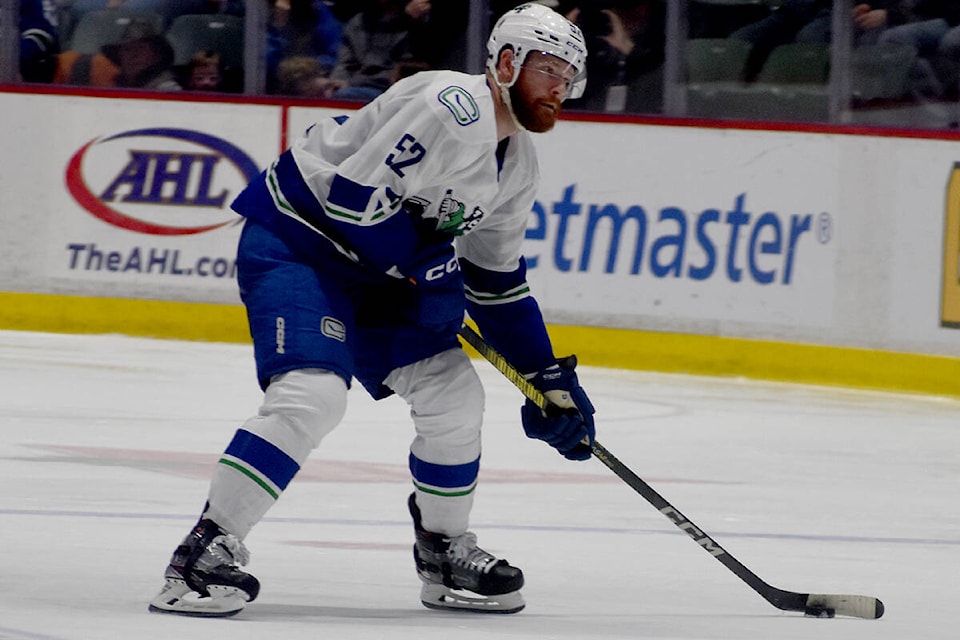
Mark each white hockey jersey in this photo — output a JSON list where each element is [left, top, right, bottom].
[[232, 69, 555, 374], [251, 69, 540, 279]]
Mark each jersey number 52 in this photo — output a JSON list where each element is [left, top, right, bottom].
[[385, 133, 426, 178]]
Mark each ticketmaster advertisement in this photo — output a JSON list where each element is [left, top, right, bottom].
[[530, 121, 838, 336]]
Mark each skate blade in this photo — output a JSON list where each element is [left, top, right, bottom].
[[420, 583, 525, 614], [148, 579, 249, 618]]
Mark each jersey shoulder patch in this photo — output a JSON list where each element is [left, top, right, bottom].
[[437, 85, 480, 126], [421, 72, 493, 144]]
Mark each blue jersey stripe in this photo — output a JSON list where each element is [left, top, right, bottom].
[[273, 150, 326, 227], [224, 429, 300, 491], [409, 452, 480, 489], [327, 173, 377, 218]]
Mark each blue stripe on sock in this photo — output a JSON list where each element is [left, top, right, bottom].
[[409, 452, 479, 489], [224, 429, 300, 491]]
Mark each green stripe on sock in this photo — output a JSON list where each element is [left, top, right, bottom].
[[413, 481, 476, 498], [219, 458, 280, 499]]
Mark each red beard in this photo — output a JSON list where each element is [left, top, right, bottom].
[[509, 85, 561, 133]]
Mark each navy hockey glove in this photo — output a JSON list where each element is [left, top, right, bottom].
[[521, 356, 596, 461], [400, 239, 464, 330], [402, 242, 459, 288]]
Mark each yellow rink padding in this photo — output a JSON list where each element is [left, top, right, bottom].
[[2, 291, 958, 399], [0, 291, 251, 343], [541, 324, 960, 399]]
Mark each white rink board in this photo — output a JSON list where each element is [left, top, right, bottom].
[[0, 92, 281, 305], [0, 91, 958, 356], [529, 121, 840, 328]]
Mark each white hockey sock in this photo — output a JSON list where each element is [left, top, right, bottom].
[[385, 348, 484, 536], [205, 368, 348, 537]]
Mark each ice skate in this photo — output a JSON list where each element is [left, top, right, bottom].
[[409, 493, 525, 613], [148, 519, 260, 617]]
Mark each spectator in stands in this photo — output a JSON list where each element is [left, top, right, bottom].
[[563, 1, 666, 113], [324, 0, 439, 102], [266, 0, 343, 94], [875, 2, 960, 98], [939, 22, 960, 60], [54, 46, 119, 88], [729, 1, 903, 81], [184, 49, 223, 91], [274, 55, 338, 96], [877, 2, 960, 58], [54, 18, 181, 90], [109, 22, 181, 89], [67, 0, 223, 27], [406, 0, 469, 72], [795, 2, 898, 44], [18, 0, 60, 82]]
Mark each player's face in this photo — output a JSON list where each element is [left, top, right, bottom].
[[510, 53, 576, 133]]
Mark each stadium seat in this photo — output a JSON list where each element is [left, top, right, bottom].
[[757, 42, 831, 84], [687, 41, 830, 122], [165, 14, 244, 70], [67, 9, 164, 55], [851, 43, 917, 101], [687, 80, 828, 121], [686, 38, 752, 82]]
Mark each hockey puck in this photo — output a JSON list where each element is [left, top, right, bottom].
[[803, 605, 836, 618]]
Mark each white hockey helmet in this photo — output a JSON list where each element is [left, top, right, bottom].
[[486, 3, 587, 100]]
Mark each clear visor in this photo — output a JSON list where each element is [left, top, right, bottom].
[[521, 51, 586, 100]]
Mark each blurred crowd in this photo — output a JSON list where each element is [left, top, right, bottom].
[[10, 0, 469, 96], [8, 0, 960, 119]]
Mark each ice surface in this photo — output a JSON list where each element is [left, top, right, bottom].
[[1, 330, 957, 640]]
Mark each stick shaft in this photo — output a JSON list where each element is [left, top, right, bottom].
[[458, 323, 883, 619]]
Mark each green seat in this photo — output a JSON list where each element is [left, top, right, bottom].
[[757, 42, 831, 84], [687, 83, 829, 122], [686, 38, 753, 82]]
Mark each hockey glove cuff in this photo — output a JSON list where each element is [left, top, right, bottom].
[[400, 240, 465, 330], [521, 356, 596, 461]]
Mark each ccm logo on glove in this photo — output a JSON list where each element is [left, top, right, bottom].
[[425, 256, 460, 282]]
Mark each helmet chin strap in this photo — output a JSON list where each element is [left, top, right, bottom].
[[495, 75, 529, 133]]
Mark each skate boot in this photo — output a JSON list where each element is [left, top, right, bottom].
[[408, 493, 525, 613], [148, 518, 260, 617]]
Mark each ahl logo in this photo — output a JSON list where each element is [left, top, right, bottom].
[[65, 127, 260, 236]]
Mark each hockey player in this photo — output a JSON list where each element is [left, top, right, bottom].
[[149, 3, 594, 617]]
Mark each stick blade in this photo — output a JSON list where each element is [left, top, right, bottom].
[[805, 594, 884, 619]]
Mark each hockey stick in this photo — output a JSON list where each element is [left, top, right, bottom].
[[458, 323, 884, 620]]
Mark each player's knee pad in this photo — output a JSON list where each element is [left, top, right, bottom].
[[385, 348, 484, 464], [244, 368, 348, 465]]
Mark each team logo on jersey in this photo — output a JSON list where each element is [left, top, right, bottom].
[[438, 86, 480, 126], [65, 128, 259, 235], [437, 189, 485, 235]]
